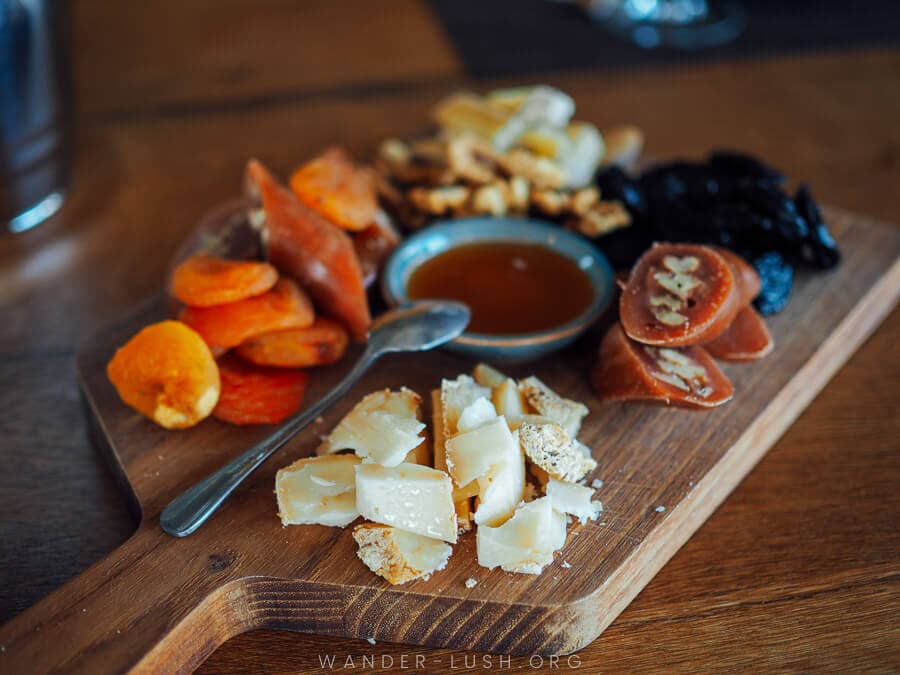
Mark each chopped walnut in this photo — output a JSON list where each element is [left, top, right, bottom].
[[407, 185, 470, 215], [570, 200, 631, 237], [531, 189, 569, 216], [498, 149, 566, 190]]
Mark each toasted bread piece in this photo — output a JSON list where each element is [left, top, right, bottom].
[[276, 454, 361, 527], [353, 523, 452, 585], [519, 376, 588, 438], [321, 388, 425, 467], [518, 420, 596, 483]]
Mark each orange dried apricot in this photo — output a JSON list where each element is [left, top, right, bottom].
[[213, 355, 308, 425], [289, 147, 377, 232], [235, 318, 349, 368], [171, 254, 278, 307], [106, 320, 220, 429], [179, 278, 314, 349]]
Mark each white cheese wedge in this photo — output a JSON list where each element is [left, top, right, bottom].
[[355, 462, 457, 543], [518, 376, 589, 438], [518, 420, 596, 483], [353, 523, 452, 585], [457, 397, 498, 432], [471, 363, 508, 388], [322, 388, 425, 467], [441, 375, 490, 438], [476, 497, 567, 574], [492, 378, 526, 422], [445, 416, 517, 488], [546, 479, 602, 524], [276, 454, 361, 527], [474, 429, 525, 527]]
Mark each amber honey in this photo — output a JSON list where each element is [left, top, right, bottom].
[[406, 242, 594, 335]]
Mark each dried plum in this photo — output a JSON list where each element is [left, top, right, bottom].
[[591, 150, 839, 314], [752, 252, 794, 316]]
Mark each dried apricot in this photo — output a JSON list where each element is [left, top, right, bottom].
[[180, 277, 314, 349], [107, 320, 220, 429], [213, 355, 308, 425], [246, 159, 371, 341], [235, 318, 349, 368], [289, 148, 378, 232], [171, 254, 278, 307]]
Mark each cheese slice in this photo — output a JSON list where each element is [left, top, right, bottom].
[[546, 479, 602, 524], [457, 397, 498, 432], [276, 454, 361, 527], [492, 378, 526, 422], [476, 497, 567, 574], [445, 416, 517, 488], [432, 389, 475, 531], [355, 462, 457, 543], [519, 376, 589, 438], [353, 523, 452, 585], [441, 375, 491, 438], [471, 362, 508, 388], [474, 430, 525, 527], [321, 388, 425, 467]]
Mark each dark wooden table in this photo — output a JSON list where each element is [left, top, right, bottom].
[[1, 2, 898, 671]]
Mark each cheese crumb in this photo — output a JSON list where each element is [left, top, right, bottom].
[[591, 479, 604, 489], [655, 505, 666, 513], [465, 578, 478, 588], [561, 561, 572, 569], [367, 637, 377, 645]]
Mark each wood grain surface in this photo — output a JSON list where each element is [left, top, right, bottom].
[[1, 1, 899, 671]]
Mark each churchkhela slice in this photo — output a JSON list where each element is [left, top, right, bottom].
[[716, 247, 761, 306], [592, 324, 733, 409], [245, 159, 372, 342], [704, 306, 773, 362], [620, 243, 742, 347]]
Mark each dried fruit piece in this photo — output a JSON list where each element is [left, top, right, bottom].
[[235, 318, 349, 368], [213, 355, 308, 425], [289, 147, 378, 232], [353, 211, 401, 287], [621, 243, 742, 347], [180, 278, 314, 349], [705, 306, 773, 362], [716, 248, 761, 306], [592, 324, 733, 409], [107, 320, 220, 429], [246, 159, 371, 341], [171, 254, 278, 307]]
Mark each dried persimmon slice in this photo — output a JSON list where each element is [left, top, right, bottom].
[[620, 243, 742, 347], [592, 323, 733, 409], [213, 355, 308, 425], [353, 211, 401, 287], [716, 248, 761, 306], [289, 147, 378, 232], [705, 306, 773, 362], [246, 159, 371, 341], [107, 320, 220, 429], [171, 254, 278, 307], [235, 318, 349, 368], [180, 277, 314, 349]]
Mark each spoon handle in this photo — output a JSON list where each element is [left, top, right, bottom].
[[160, 349, 378, 537]]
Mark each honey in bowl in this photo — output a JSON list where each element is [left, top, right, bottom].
[[406, 242, 594, 335]]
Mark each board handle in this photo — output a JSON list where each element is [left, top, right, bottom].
[[0, 523, 251, 673]]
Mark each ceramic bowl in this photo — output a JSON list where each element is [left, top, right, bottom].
[[381, 217, 615, 363]]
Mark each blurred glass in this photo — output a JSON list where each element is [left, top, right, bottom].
[[0, 0, 70, 234], [578, 0, 745, 49]]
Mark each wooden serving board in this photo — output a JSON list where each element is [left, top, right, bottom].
[[1, 208, 898, 674]]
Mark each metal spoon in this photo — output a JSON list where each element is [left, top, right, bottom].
[[160, 300, 470, 537]]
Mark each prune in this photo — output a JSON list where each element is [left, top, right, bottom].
[[794, 184, 840, 269], [752, 252, 794, 316], [595, 166, 647, 218], [709, 151, 785, 186]]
